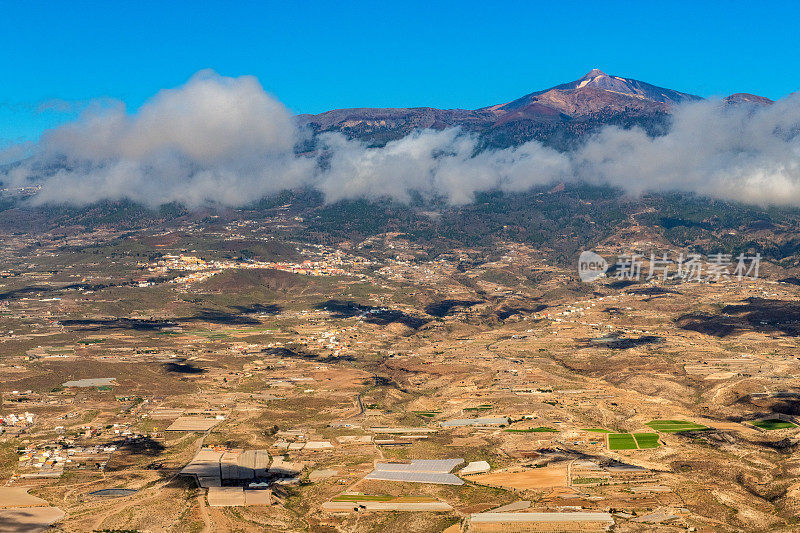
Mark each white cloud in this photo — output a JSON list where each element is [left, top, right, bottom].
[[4, 70, 800, 208], [574, 95, 800, 206], [316, 129, 570, 204], [8, 70, 314, 207]]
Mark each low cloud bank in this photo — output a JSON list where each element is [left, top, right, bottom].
[[3, 71, 314, 206], [575, 96, 800, 206], [316, 128, 570, 204], [2, 70, 800, 207]]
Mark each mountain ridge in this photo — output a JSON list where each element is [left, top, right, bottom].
[[299, 70, 771, 149]]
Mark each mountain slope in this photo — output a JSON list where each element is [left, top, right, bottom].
[[541, 68, 701, 105], [299, 69, 767, 149], [723, 93, 774, 106], [486, 68, 702, 118]]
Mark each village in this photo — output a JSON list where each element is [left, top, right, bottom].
[[2, 219, 800, 532]]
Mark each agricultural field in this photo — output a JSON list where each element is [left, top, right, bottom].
[[463, 404, 493, 412], [331, 494, 440, 502], [608, 433, 660, 450], [608, 433, 638, 450], [573, 477, 608, 485], [632, 433, 661, 449], [3, 185, 800, 532], [645, 420, 710, 433], [468, 466, 567, 490], [751, 419, 798, 430]]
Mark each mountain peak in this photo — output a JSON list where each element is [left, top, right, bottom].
[[562, 69, 701, 105], [724, 93, 774, 106], [581, 68, 609, 79], [307, 69, 707, 147], [574, 69, 630, 91]]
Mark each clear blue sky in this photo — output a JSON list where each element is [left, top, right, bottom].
[[2, 0, 799, 143]]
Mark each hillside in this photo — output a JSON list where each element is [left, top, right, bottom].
[[299, 69, 749, 149]]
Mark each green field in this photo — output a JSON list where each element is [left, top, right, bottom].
[[633, 433, 660, 448], [608, 433, 660, 450], [505, 427, 558, 433], [583, 428, 613, 433], [752, 419, 798, 430], [646, 420, 710, 433], [464, 404, 493, 412], [608, 433, 638, 450]]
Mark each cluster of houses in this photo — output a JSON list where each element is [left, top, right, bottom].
[[145, 254, 355, 286]]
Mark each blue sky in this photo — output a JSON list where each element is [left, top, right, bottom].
[[2, 0, 799, 143]]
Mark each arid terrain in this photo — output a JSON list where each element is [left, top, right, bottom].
[[2, 192, 800, 533], [3, 2, 800, 531]]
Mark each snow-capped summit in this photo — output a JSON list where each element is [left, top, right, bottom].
[[564, 69, 699, 104], [302, 69, 769, 149], [581, 68, 608, 79], [489, 69, 702, 117]]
